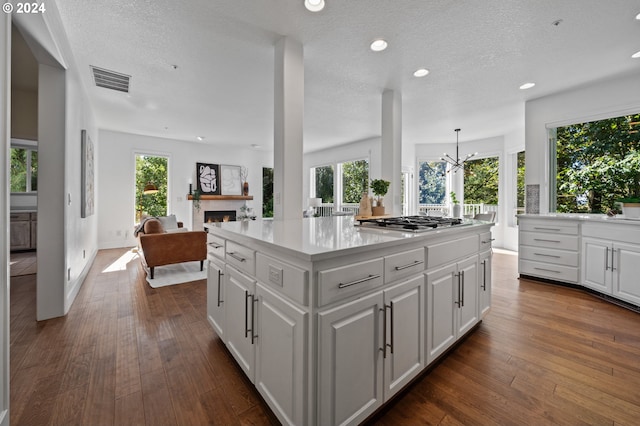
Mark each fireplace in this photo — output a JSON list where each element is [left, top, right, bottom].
[[204, 210, 237, 223]]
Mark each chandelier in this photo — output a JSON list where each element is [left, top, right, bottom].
[[440, 128, 477, 173]]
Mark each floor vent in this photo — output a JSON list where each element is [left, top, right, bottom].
[[90, 66, 130, 93]]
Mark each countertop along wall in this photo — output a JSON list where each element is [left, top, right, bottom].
[[525, 70, 640, 214], [97, 130, 273, 249]]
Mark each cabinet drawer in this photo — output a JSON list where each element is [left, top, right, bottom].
[[519, 259, 578, 283], [519, 246, 578, 267], [384, 248, 425, 283], [520, 231, 578, 251], [317, 258, 384, 306], [256, 253, 309, 306], [226, 241, 256, 276], [426, 235, 478, 269], [208, 254, 225, 269], [207, 233, 226, 259], [10, 213, 30, 221], [519, 221, 578, 235]]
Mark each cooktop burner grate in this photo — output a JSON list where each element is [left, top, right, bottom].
[[356, 216, 465, 232]]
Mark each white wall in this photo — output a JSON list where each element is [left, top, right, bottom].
[[98, 130, 272, 249], [525, 71, 640, 214], [15, 3, 98, 320]]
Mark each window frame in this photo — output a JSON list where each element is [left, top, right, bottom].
[[10, 138, 38, 194]]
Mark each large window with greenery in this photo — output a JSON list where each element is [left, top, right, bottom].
[[340, 159, 369, 204], [517, 150, 525, 213], [135, 154, 168, 222], [263, 167, 273, 218], [10, 146, 38, 193], [553, 113, 640, 213], [312, 165, 334, 203], [464, 156, 499, 206], [418, 161, 446, 204]]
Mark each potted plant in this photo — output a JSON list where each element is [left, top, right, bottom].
[[370, 179, 390, 216], [192, 189, 201, 211], [450, 191, 461, 218]]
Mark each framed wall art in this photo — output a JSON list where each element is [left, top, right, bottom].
[[197, 162, 221, 195], [220, 165, 242, 195], [81, 130, 95, 218]]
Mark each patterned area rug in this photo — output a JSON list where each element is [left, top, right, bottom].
[[144, 261, 206, 288], [10, 251, 37, 277]]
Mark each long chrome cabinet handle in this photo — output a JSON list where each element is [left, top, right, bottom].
[[228, 252, 246, 262], [455, 272, 461, 307], [394, 260, 424, 271], [251, 295, 258, 344], [338, 274, 381, 289], [461, 270, 465, 307], [534, 253, 561, 259], [533, 238, 561, 243], [481, 260, 486, 291], [217, 270, 224, 307], [605, 247, 609, 271], [244, 290, 250, 338], [388, 302, 394, 355], [208, 242, 223, 249], [533, 227, 561, 231], [611, 248, 616, 271], [379, 305, 387, 358], [533, 267, 561, 274]]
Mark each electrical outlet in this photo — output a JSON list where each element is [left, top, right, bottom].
[[268, 265, 283, 287]]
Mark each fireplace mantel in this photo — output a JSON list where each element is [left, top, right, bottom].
[[188, 195, 253, 201]]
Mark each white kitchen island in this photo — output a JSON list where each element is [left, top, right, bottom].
[[205, 216, 493, 426]]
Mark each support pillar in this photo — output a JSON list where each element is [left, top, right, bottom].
[[381, 89, 402, 216]]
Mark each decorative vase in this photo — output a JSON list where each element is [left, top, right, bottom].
[[243, 181, 249, 196], [372, 205, 385, 216], [359, 192, 372, 216], [452, 204, 461, 218]]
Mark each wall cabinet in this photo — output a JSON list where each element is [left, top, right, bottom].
[[426, 256, 478, 364]]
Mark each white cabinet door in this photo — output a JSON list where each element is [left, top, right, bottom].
[[206, 260, 225, 340], [613, 242, 640, 306], [255, 283, 308, 426], [382, 275, 425, 400], [225, 265, 256, 381], [582, 237, 612, 293], [457, 256, 479, 336], [318, 291, 384, 426], [426, 263, 457, 363], [10, 220, 30, 251], [478, 251, 492, 318]]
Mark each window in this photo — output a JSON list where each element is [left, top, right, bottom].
[[263, 167, 273, 218], [312, 165, 334, 204], [553, 113, 640, 213], [10, 146, 38, 193], [340, 159, 368, 204], [135, 154, 168, 222], [418, 161, 446, 204], [464, 156, 499, 218]]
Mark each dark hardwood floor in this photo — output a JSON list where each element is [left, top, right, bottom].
[[9, 248, 640, 425]]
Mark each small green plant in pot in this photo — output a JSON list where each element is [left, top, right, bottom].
[[370, 179, 391, 216], [450, 191, 461, 218]]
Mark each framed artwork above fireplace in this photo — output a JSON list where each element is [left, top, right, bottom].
[[196, 163, 221, 195]]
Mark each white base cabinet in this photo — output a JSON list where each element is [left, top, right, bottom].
[[426, 256, 478, 364], [479, 250, 492, 318], [205, 220, 493, 426]]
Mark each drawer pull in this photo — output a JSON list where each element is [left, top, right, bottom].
[[228, 252, 246, 262], [481, 239, 495, 244], [394, 260, 424, 271], [208, 242, 223, 249], [533, 227, 561, 231], [533, 238, 561, 243], [217, 270, 224, 307], [533, 267, 561, 274], [533, 252, 561, 259], [338, 274, 381, 289]]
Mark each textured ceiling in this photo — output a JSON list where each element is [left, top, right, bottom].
[[52, 0, 640, 151]]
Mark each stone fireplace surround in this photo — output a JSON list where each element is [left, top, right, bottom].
[[191, 199, 247, 231]]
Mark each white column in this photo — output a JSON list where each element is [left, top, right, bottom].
[[381, 89, 402, 216], [273, 37, 304, 220]]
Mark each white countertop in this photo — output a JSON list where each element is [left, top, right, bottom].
[[517, 213, 640, 225], [205, 216, 492, 261]]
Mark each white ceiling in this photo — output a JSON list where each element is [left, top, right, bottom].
[[52, 0, 640, 152]]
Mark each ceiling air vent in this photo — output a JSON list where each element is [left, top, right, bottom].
[[90, 66, 130, 93]]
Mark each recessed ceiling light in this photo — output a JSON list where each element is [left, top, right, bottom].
[[519, 82, 536, 90], [632, 51, 640, 59], [413, 68, 430, 77], [304, 0, 325, 12], [196, 136, 205, 141], [171, 64, 178, 70], [251, 144, 261, 149], [370, 39, 388, 52]]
